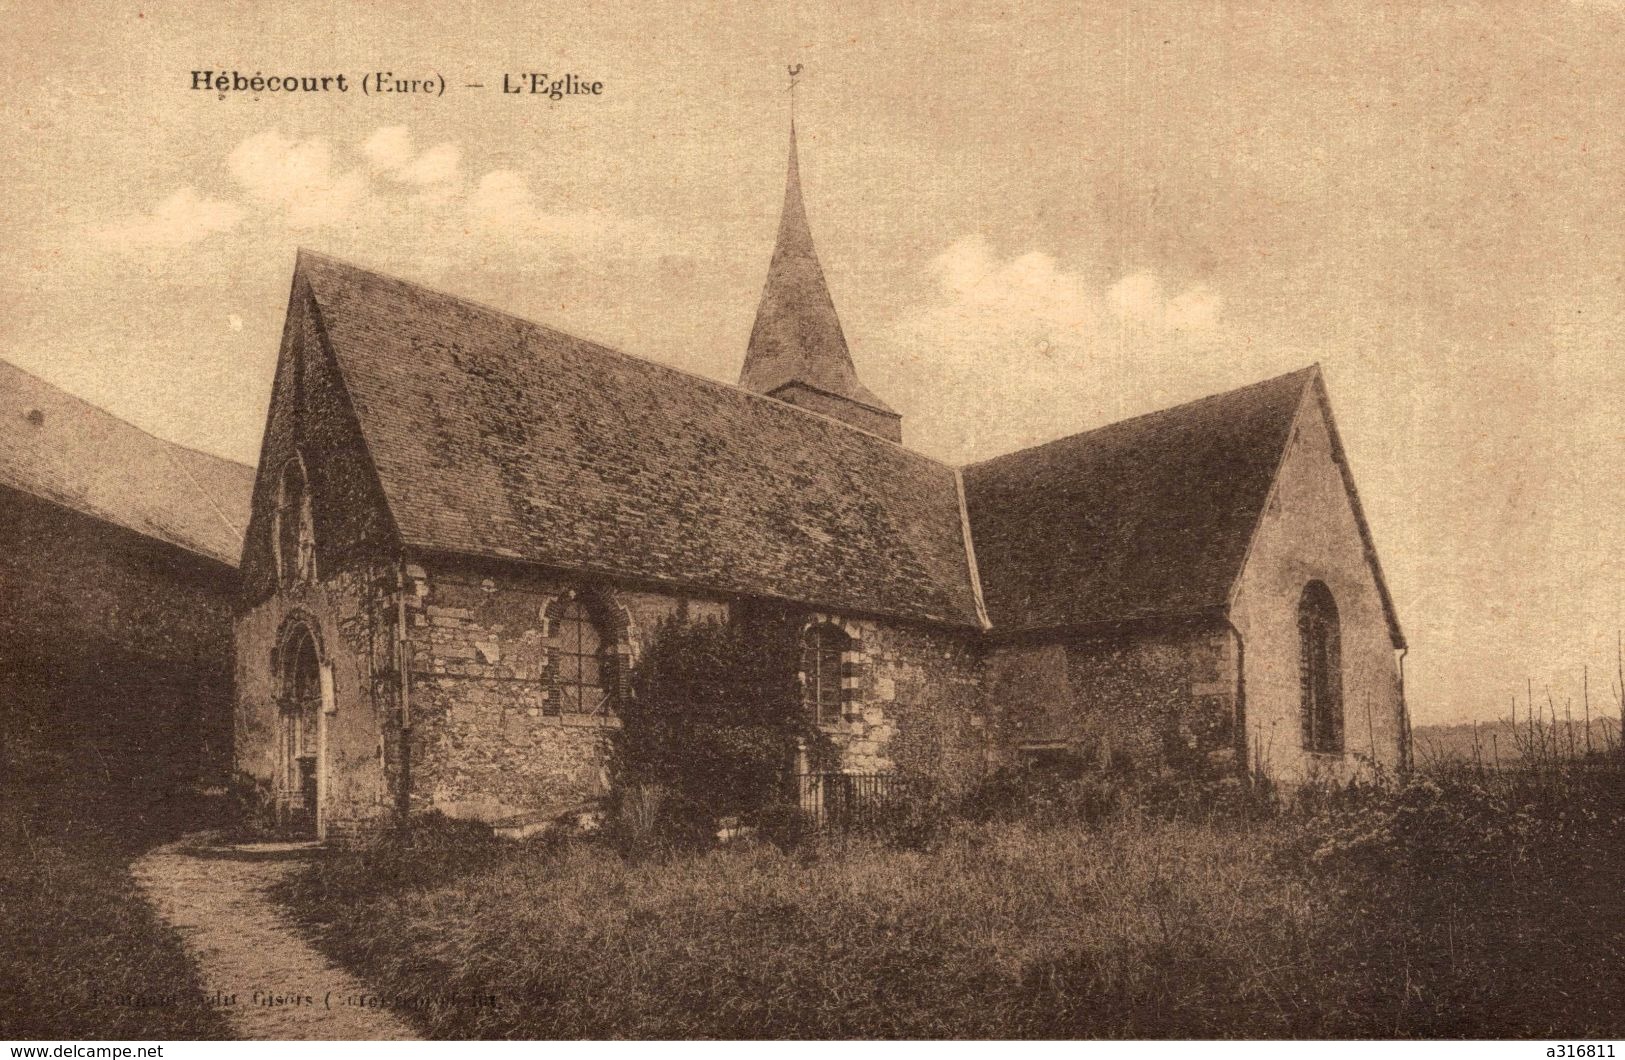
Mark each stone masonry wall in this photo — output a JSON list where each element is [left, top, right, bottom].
[[1, 486, 238, 810], [235, 275, 409, 837], [983, 625, 1240, 777], [234, 562, 400, 837], [404, 559, 729, 823], [1230, 388, 1405, 783], [404, 568, 991, 821], [794, 612, 988, 793], [240, 285, 398, 609]]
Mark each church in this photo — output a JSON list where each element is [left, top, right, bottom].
[[233, 128, 1409, 838]]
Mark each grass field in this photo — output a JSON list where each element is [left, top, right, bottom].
[[0, 793, 234, 1041], [280, 758, 1625, 1039]]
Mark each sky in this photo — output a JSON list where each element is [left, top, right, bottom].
[[1, 0, 1620, 725]]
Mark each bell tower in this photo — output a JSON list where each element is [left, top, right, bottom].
[[740, 110, 902, 443]]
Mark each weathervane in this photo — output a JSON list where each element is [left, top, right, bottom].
[[788, 63, 803, 119]]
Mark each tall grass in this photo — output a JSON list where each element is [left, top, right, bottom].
[[279, 755, 1625, 1039], [0, 793, 234, 1040], [284, 814, 1314, 1038]]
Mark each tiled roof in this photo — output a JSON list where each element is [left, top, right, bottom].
[[298, 252, 983, 628], [293, 253, 1401, 642], [963, 368, 1319, 635], [0, 359, 256, 566]]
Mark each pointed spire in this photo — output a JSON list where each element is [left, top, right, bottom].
[[740, 121, 900, 439]]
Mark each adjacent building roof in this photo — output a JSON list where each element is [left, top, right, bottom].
[[738, 125, 895, 417], [297, 252, 984, 628], [963, 368, 1319, 636], [0, 359, 256, 566]]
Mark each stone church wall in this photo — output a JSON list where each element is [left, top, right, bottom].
[[403, 559, 730, 824], [233, 561, 400, 836], [239, 287, 399, 610], [233, 280, 413, 836], [1230, 390, 1405, 783], [982, 625, 1240, 777], [403, 560, 991, 822], [797, 612, 989, 793]]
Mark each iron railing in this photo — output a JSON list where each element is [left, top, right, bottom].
[[796, 771, 912, 832]]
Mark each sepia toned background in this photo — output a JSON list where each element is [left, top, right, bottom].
[[1, 0, 1619, 726]]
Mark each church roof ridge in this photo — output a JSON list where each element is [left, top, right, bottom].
[[292, 251, 986, 628], [292, 248, 933, 461], [965, 365, 1320, 471]]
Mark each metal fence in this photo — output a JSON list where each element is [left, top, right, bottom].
[[796, 771, 913, 832]]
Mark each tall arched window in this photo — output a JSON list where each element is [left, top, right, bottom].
[[549, 597, 610, 716], [1298, 580, 1344, 754], [273, 456, 316, 586], [800, 623, 851, 726]]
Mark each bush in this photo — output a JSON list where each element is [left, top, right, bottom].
[[1129, 773, 1279, 824], [1292, 760, 1625, 885], [868, 789, 952, 851], [225, 771, 279, 841], [611, 615, 827, 849], [753, 801, 809, 851]]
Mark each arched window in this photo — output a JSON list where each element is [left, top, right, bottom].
[[273, 456, 316, 586], [549, 597, 611, 716], [1298, 581, 1344, 754], [800, 623, 851, 726]]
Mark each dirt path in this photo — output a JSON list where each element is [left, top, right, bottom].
[[131, 836, 419, 1041]]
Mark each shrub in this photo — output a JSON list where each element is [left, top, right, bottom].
[[225, 770, 279, 841], [869, 788, 952, 851], [612, 615, 829, 849], [1129, 773, 1279, 825], [753, 800, 809, 850]]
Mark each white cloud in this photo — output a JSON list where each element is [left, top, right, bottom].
[[399, 142, 461, 185], [467, 169, 641, 250], [1106, 270, 1164, 320], [884, 236, 1235, 462], [361, 126, 414, 171], [361, 127, 460, 185], [92, 187, 243, 249], [1108, 269, 1223, 330], [80, 126, 682, 306], [1166, 285, 1223, 331], [228, 131, 367, 229]]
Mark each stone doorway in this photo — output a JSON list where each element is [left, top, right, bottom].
[[277, 622, 329, 838]]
